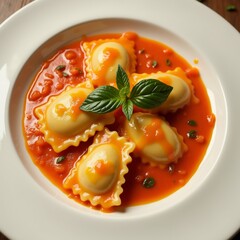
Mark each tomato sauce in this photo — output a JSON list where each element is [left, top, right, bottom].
[[23, 33, 215, 210]]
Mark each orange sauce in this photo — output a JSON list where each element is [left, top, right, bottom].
[[23, 33, 215, 210]]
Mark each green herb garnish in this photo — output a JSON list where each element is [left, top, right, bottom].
[[187, 119, 197, 126], [55, 65, 66, 71], [63, 72, 69, 77], [151, 60, 158, 68], [56, 156, 65, 164], [166, 59, 172, 66], [187, 130, 197, 139], [226, 5, 237, 11], [142, 177, 155, 188], [80, 65, 173, 120]]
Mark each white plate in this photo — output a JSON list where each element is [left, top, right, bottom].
[[0, 0, 240, 239]]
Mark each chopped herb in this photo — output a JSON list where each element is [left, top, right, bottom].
[[226, 5, 237, 11], [166, 59, 171, 66], [56, 156, 65, 164], [138, 49, 145, 54], [63, 72, 69, 77], [55, 65, 66, 71], [151, 60, 158, 68], [187, 119, 197, 126], [76, 68, 83, 74], [187, 130, 197, 139], [80, 65, 173, 121], [142, 177, 155, 188]]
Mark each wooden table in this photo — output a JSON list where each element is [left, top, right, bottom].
[[0, 0, 239, 239]]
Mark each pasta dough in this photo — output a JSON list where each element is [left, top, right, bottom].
[[63, 128, 135, 208], [123, 112, 187, 167], [83, 36, 136, 87], [34, 82, 115, 152]]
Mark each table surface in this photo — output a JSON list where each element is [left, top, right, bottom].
[[0, 0, 239, 239]]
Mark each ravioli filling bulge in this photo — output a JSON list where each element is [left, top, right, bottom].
[[46, 87, 95, 136], [142, 121, 182, 163], [91, 42, 130, 82], [83, 36, 136, 87], [77, 144, 120, 194], [124, 113, 186, 165]]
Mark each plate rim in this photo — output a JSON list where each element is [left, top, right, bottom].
[[0, 0, 240, 239]]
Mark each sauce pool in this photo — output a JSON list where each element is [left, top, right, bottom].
[[23, 33, 215, 210]]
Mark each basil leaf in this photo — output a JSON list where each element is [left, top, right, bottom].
[[80, 67, 173, 120], [116, 65, 130, 94], [80, 86, 122, 113], [130, 79, 173, 109], [119, 86, 129, 100], [122, 99, 133, 121]]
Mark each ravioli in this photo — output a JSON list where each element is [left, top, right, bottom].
[[123, 113, 187, 167], [63, 128, 135, 208], [83, 36, 136, 87], [131, 68, 197, 113], [34, 82, 115, 153]]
